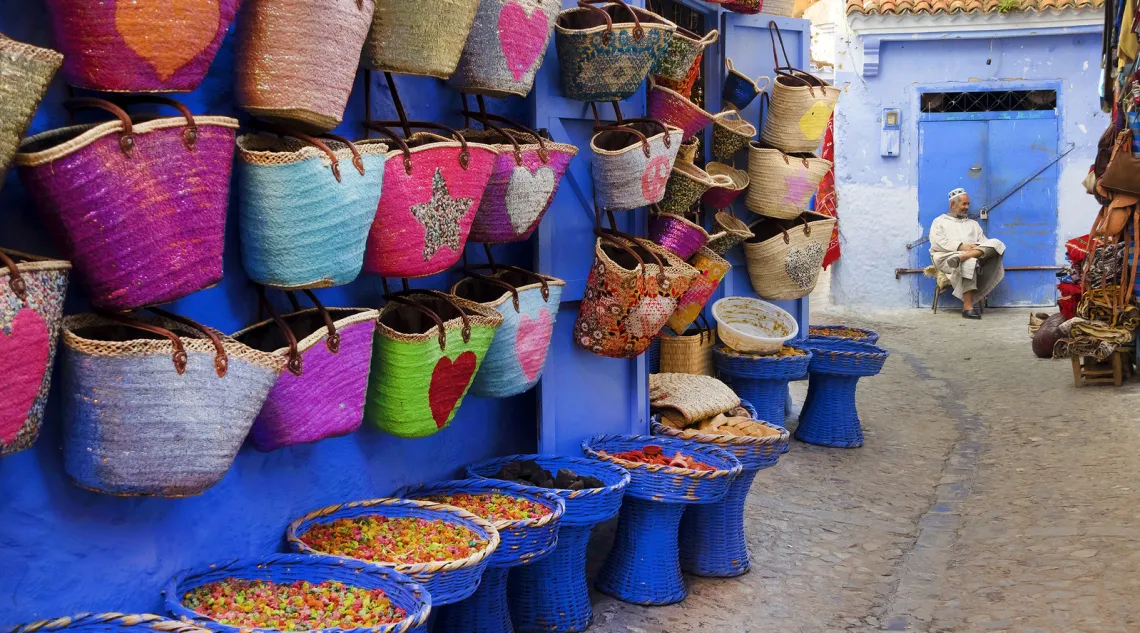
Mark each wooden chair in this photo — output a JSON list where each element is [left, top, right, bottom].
[[924, 265, 953, 313]]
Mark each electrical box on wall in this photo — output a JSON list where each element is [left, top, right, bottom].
[[881, 108, 901, 157]]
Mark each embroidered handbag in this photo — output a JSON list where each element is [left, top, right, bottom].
[[16, 98, 236, 312], [452, 267, 565, 397], [44, 0, 238, 92], [555, 0, 677, 102], [574, 235, 698, 358], [743, 212, 836, 301], [365, 291, 503, 438], [364, 0, 481, 79], [233, 291, 379, 451], [449, 0, 562, 97], [60, 312, 284, 496], [666, 247, 730, 333], [653, 27, 717, 83], [746, 141, 832, 220], [761, 22, 840, 153], [363, 130, 499, 278], [592, 120, 684, 212], [647, 76, 715, 140], [237, 0, 375, 132], [0, 35, 62, 190], [0, 249, 70, 458], [238, 132, 388, 290]]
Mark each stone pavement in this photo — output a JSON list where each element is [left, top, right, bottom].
[[586, 307, 1140, 632]]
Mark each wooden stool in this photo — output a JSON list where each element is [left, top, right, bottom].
[[1071, 350, 1135, 387]]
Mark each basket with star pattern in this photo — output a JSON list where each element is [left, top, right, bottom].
[[362, 131, 499, 279]]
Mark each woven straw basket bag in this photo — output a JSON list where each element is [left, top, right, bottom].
[[654, 27, 717, 82], [744, 212, 836, 301], [237, 0, 374, 132], [711, 110, 756, 161], [364, 0, 481, 79], [449, 0, 562, 97], [666, 247, 730, 333], [746, 142, 832, 220], [706, 211, 753, 255], [0, 249, 70, 458], [661, 162, 724, 214], [60, 313, 285, 497], [761, 22, 840, 153], [658, 323, 717, 376], [592, 120, 684, 211], [0, 35, 61, 190], [238, 133, 389, 290], [702, 163, 749, 210]]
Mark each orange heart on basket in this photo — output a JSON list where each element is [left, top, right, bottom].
[[115, 0, 221, 81]]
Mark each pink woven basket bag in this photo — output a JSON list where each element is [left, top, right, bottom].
[[647, 76, 715, 140], [16, 98, 236, 312], [363, 130, 498, 278], [44, 0, 239, 92]]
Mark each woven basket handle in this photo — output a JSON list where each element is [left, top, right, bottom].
[[577, 0, 644, 42], [254, 288, 303, 376], [475, 263, 552, 301], [362, 122, 415, 175], [415, 289, 473, 344], [462, 267, 522, 312], [149, 307, 230, 377], [0, 249, 28, 304], [114, 95, 198, 149], [594, 124, 652, 158], [696, 311, 714, 344], [462, 110, 550, 162], [756, 91, 769, 132], [287, 289, 342, 353], [96, 312, 190, 375], [321, 132, 367, 176], [254, 121, 347, 183], [385, 294, 450, 350], [63, 97, 136, 157]]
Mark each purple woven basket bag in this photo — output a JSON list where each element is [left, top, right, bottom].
[[16, 98, 236, 312], [649, 211, 709, 260], [232, 290, 379, 452]]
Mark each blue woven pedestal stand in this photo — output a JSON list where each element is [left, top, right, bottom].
[[796, 339, 889, 448], [583, 435, 742, 605], [395, 480, 566, 633], [715, 346, 810, 433], [467, 455, 631, 633]]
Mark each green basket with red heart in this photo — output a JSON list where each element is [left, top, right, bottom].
[[1, 248, 70, 458], [365, 291, 504, 438]]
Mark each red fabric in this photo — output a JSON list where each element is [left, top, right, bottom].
[[1065, 234, 1096, 264], [1057, 282, 1083, 319], [817, 113, 841, 269]]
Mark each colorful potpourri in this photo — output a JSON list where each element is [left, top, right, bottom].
[[598, 445, 716, 470], [301, 515, 486, 565], [420, 492, 551, 522], [183, 579, 407, 630]]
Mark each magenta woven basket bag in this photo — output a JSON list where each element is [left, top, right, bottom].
[[232, 291, 379, 452], [363, 131, 498, 278], [44, 0, 239, 92], [649, 211, 709, 260], [647, 76, 715, 140], [16, 98, 236, 312]]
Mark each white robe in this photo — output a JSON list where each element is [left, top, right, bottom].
[[929, 214, 1007, 301]]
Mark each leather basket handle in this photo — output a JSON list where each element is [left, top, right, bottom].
[[149, 307, 230, 377], [287, 289, 342, 353], [0, 249, 28, 304], [253, 288, 303, 376], [577, 0, 644, 42], [115, 95, 198, 149], [64, 97, 135, 157], [96, 312, 190, 375]]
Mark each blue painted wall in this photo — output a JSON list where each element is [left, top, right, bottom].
[[0, 2, 537, 622]]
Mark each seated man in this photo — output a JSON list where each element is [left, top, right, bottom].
[[929, 188, 1007, 319]]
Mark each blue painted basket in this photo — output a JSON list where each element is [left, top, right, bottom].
[[796, 339, 889, 448], [466, 455, 630, 633], [715, 345, 810, 426], [451, 271, 565, 399], [6, 614, 210, 633], [286, 497, 500, 607], [807, 325, 880, 345], [583, 435, 742, 605], [163, 554, 431, 633], [237, 134, 388, 290]]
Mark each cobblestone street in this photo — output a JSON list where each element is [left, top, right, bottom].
[[589, 306, 1140, 632]]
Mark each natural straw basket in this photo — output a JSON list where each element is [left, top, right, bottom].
[[448, 0, 562, 97], [647, 76, 715, 140], [711, 110, 757, 161], [660, 161, 719, 214], [237, 0, 374, 132], [745, 142, 832, 219], [666, 247, 730, 333], [649, 211, 709, 259], [702, 163, 750, 210], [658, 324, 717, 376], [705, 210, 753, 255], [287, 497, 502, 606], [0, 248, 70, 458], [364, 0, 481, 79], [761, 75, 840, 153], [591, 120, 684, 211], [654, 27, 717, 82], [743, 213, 837, 301], [0, 36, 61, 189], [676, 137, 700, 164]]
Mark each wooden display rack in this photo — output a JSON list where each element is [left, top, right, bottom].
[[1071, 349, 1135, 387]]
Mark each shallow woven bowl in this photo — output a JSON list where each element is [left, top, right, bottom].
[[712, 296, 798, 354], [582, 434, 742, 504], [466, 454, 631, 526]]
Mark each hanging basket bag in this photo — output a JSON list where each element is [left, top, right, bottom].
[[745, 142, 832, 219], [555, 0, 677, 102], [364, 0, 481, 79], [647, 76, 714, 140], [676, 137, 700, 164], [711, 110, 757, 161], [449, 0, 562, 97], [461, 126, 579, 244], [165, 554, 432, 633], [365, 291, 503, 438], [452, 268, 565, 398], [0, 249, 70, 458], [232, 291, 379, 452], [653, 27, 717, 83], [705, 210, 754, 255], [721, 58, 769, 112], [43, 0, 238, 92], [60, 313, 285, 497], [287, 497, 501, 606], [238, 133, 389, 290], [16, 98, 236, 312], [702, 163, 750, 210], [761, 22, 841, 153], [237, 0, 374, 132], [591, 120, 683, 212], [653, 51, 703, 99], [721, 0, 763, 14], [363, 131, 498, 279], [0, 36, 62, 190], [574, 235, 698, 359], [666, 247, 730, 333], [657, 320, 717, 376], [660, 162, 723, 214], [649, 211, 709, 259], [743, 212, 836, 301]]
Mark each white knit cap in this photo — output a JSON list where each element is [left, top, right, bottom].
[[948, 187, 968, 201]]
